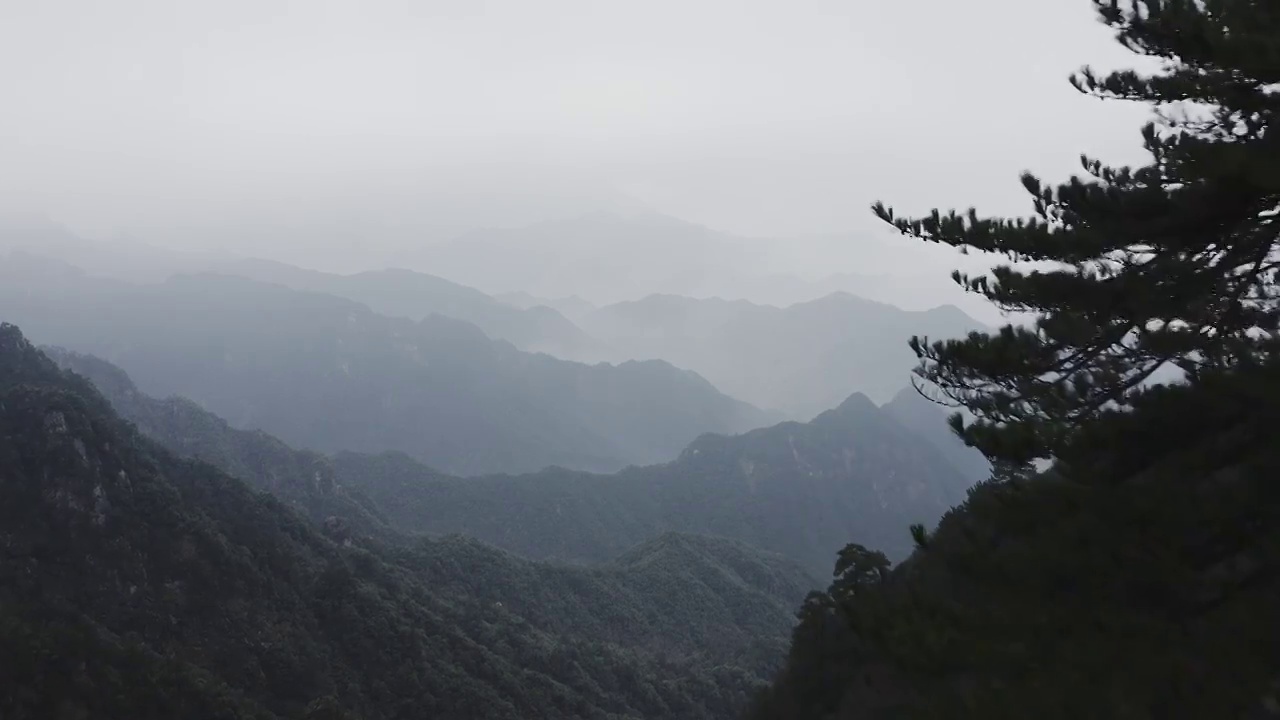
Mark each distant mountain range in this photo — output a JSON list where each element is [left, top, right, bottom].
[[208, 257, 606, 359], [1, 253, 775, 476], [54, 347, 975, 576], [703, 270, 994, 318], [2, 214, 995, 426], [495, 291, 599, 323], [580, 292, 987, 415]]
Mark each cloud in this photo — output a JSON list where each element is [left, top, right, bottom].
[[1, 0, 1155, 256]]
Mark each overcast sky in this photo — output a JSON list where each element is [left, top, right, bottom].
[[2, 0, 1153, 268]]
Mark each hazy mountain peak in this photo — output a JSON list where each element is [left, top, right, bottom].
[[831, 391, 881, 416], [796, 290, 891, 308], [0, 322, 30, 354], [921, 302, 986, 327]]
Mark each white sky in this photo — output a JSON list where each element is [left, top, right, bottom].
[[1, 0, 1154, 264]]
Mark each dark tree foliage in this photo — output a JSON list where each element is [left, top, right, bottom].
[[749, 3, 1280, 718], [874, 0, 1280, 465], [830, 544, 890, 602], [748, 365, 1280, 719]]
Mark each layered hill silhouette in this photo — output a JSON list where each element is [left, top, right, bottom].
[[338, 391, 971, 573], [1, 323, 810, 720], [495, 291, 598, 323], [580, 292, 987, 416], [0, 252, 774, 475], [211, 257, 604, 359], [53, 347, 974, 576]]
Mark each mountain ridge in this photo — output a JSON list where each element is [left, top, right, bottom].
[[211, 257, 604, 359], [580, 290, 988, 416], [0, 321, 811, 720], [1, 259, 776, 476], [49, 345, 971, 577]]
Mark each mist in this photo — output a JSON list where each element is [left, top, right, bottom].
[[4, 0, 1151, 293]]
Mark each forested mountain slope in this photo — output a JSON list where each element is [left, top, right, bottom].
[[332, 391, 966, 575], [44, 347, 399, 543], [0, 254, 773, 475], [748, 374, 1280, 718], [0, 323, 809, 720], [53, 348, 968, 577], [580, 292, 985, 415]]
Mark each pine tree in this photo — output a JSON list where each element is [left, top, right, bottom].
[[874, 0, 1280, 466], [830, 544, 891, 602]]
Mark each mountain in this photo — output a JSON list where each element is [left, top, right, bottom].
[[44, 347, 399, 544], [401, 212, 993, 321], [0, 322, 810, 720], [331, 392, 969, 575], [580, 292, 987, 416], [55, 348, 966, 577], [701, 270, 1003, 325], [495, 291, 599, 323], [212, 258, 604, 359], [748, 371, 1280, 718], [881, 386, 991, 486], [0, 217, 592, 358], [0, 254, 774, 475]]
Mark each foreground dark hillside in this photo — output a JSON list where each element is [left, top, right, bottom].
[[748, 372, 1280, 718], [0, 254, 774, 475], [750, 0, 1280, 714], [52, 347, 970, 577], [0, 323, 810, 720]]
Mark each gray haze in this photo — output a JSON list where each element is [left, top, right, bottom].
[[2, 0, 1154, 318]]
